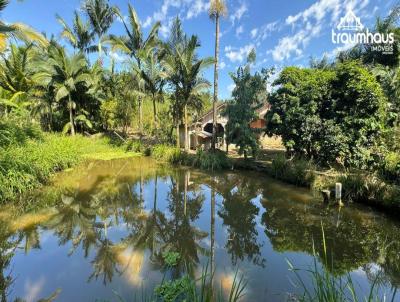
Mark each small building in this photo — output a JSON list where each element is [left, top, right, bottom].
[[179, 102, 270, 150]]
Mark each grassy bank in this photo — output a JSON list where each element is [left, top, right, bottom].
[[146, 144, 231, 171], [0, 133, 137, 204]]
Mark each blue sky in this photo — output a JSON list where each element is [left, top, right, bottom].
[[2, 0, 397, 99]]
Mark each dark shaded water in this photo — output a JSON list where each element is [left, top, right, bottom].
[[1, 157, 400, 301]]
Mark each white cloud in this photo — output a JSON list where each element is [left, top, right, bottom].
[[187, 0, 210, 19], [269, 0, 370, 62], [220, 61, 226, 69], [324, 43, 355, 59], [255, 21, 279, 43], [225, 43, 254, 63], [230, 2, 248, 24], [270, 24, 322, 62], [250, 28, 258, 38], [24, 277, 46, 302], [110, 51, 126, 63], [143, 0, 210, 29], [116, 14, 128, 24], [235, 25, 244, 37]]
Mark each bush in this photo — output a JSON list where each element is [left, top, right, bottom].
[[151, 144, 186, 164], [379, 152, 400, 185], [337, 173, 386, 204], [316, 172, 400, 210], [271, 155, 315, 187], [191, 149, 231, 171], [0, 117, 42, 148]]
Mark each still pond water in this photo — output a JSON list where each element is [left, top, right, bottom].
[[1, 157, 400, 301]]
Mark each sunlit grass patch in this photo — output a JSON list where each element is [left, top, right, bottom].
[[83, 150, 140, 161], [7, 209, 57, 233]]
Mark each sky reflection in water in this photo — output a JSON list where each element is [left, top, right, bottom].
[[1, 157, 400, 301]]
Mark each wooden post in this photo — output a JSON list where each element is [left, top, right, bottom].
[[335, 182, 344, 206]]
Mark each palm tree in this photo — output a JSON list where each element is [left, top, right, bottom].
[[165, 35, 214, 150], [83, 0, 116, 60], [56, 11, 95, 54], [0, 0, 48, 51], [138, 49, 166, 131], [106, 3, 160, 134], [209, 0, 227, 150], [0, 44, 35, 114], [164, 17, 187, 147], [34, 44, 91, 135]]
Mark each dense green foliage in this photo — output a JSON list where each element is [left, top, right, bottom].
[[266, 61, 388, 168], [191, 149, 231, 170], [223, 53, 269, 158], [0, 0, 211, 144], [270, 155, 316, 187]]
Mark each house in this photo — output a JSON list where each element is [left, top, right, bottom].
[[179, 102, 270, 150]]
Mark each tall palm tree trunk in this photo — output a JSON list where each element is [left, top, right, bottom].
[[69, 96, 75, 136], [139, 98, 143, 134], [176, 117, 180, 148], [152, 93, 158, 130], [210, 183, 216, 280], [212, 13, 220, 151], [184, 104, 189, 151]]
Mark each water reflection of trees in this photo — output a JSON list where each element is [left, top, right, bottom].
[[2, 160, 400, 296], [214, 174, 265, 267], [260, 190, 400, 287]]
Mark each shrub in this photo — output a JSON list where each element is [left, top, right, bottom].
[[337, 173, 387, 204], [379, 152, 400, 185], [151, 144, 186, 164], [191, 149, 231, 171], [0, 117, 42, 148], [271, 155, 315, 187]]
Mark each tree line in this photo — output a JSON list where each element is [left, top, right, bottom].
[[0, 0, 230, 150]]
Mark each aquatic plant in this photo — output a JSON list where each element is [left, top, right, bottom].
[[154, 262, 247, 302], [288, 225, 398, 302]]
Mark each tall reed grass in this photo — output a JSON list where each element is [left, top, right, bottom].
[[288, 224, 398, 302]]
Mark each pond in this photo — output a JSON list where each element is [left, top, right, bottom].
[[1, 157, 400, 301]]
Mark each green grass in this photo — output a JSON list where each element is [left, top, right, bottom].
[[0, 133, 137, 204]]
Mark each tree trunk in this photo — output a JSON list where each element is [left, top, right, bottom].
[[176, 118, 180, 148], [184, 171, 187, 216], [184, 105, 189, 151], [210, 184, 216, 278], [49, 104, 53, 132], [212, 13, 220, 151], [139, 97, 143, 134], [152, 94, 158, 130], [69, 96, 75, 136]]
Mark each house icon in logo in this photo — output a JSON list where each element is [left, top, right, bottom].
[[337, 10, 364, 31]]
